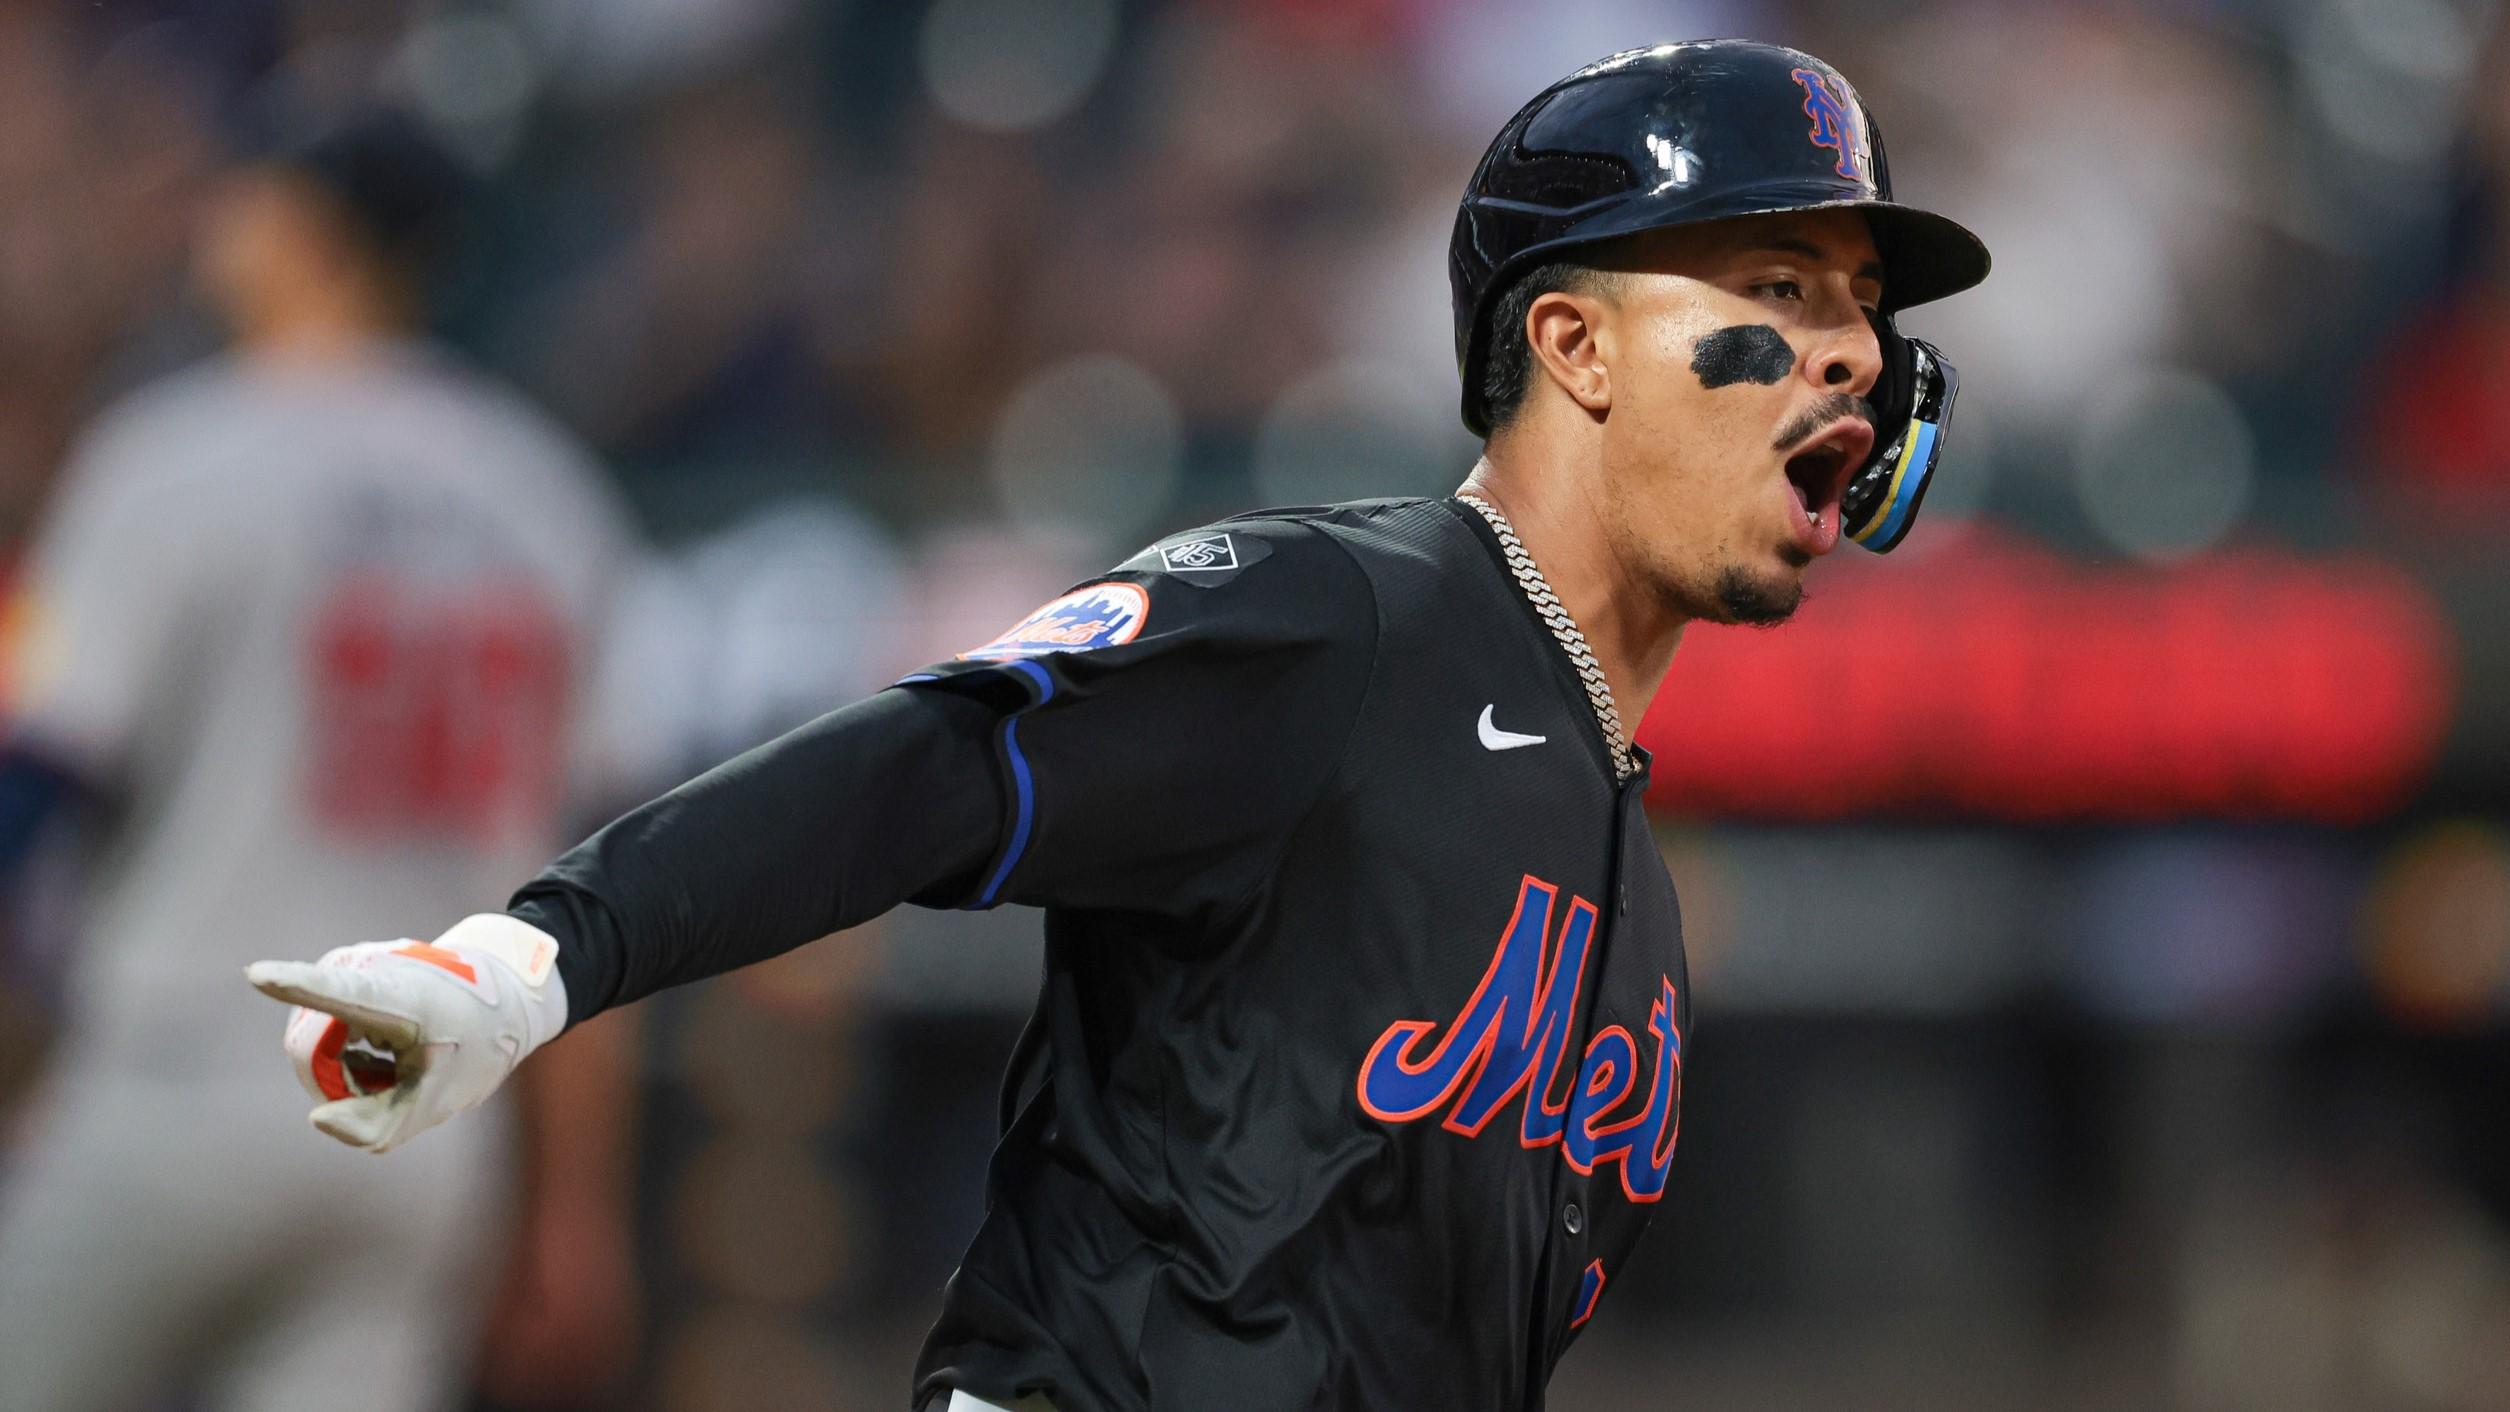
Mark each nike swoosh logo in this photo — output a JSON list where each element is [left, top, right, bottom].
[[1478, 704, 1547, 751]]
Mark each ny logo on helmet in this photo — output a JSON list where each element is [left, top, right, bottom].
[[1790, 67, 1867, 183]]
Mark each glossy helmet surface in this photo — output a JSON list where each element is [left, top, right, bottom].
[[1450, 40, 1991, 551]]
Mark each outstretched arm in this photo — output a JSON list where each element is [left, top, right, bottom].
[[512, 683, 1004, 1026], [248, 683, 1006, 1152]]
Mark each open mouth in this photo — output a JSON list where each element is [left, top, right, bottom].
[[1781, 417, 1876, 536], [1784, 443, 1851, 517]]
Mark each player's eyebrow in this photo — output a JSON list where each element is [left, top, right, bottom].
[[1743, 237, 1887, 287]]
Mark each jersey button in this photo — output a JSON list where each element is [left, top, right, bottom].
[[1563, 1202, 1584, 1236]]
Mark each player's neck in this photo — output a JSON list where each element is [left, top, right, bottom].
[[232, 278, 412, 364], [1458, 451, 1686, 731]]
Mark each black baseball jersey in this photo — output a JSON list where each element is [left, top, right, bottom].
[[514, 498, 1690, 1412]]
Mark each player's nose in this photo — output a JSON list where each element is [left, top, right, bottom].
[[1804, 316, 1883, 401]]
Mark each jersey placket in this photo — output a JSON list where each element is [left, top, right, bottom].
[[1536, 762, 1660, 1375]]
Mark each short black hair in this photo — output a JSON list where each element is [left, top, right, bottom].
[[1478, 261, 1623, 433], [262, 108, 471, 276]]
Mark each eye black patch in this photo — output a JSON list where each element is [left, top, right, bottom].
[[1689, 324, 1795, 388]]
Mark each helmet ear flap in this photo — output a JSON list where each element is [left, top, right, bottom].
[[1841, 316, 1959, 553]]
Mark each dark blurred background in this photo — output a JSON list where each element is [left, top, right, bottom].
[[3, 0, 2509, 1408]]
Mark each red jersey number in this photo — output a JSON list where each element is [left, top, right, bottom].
[[307, 574, 570, 845]]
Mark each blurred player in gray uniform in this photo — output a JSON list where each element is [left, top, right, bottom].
[[0, 111, 643, 1412]]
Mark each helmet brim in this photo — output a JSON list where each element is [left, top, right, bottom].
[[1847, 201, 1992, 314], [1454, 197, 1989, 435]]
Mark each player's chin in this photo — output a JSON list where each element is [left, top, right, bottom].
[[1704, 560, 1806, 627]]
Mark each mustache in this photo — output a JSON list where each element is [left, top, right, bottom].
[[1772, 391, 1876, 452]]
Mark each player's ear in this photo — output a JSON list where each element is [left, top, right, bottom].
[[1524, 289, 1613, 418]]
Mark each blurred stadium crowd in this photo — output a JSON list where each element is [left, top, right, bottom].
[[3, 0, 2510, 1409]]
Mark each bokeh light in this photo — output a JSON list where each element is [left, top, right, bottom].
[[2074, 367, 2257, 562], [1251, 357, 1455, 507], [987, 354, 1184, 549], [919, 0, 1119, 133]]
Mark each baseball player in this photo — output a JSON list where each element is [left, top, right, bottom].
[[249, 42, 1988, 1411], [0, 112, 643, 1411]]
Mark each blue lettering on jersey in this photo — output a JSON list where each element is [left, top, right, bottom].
[[1791, 66, 1865, 183], [962, 582, 1151, 660], [1357, 874, 1684, 1203]]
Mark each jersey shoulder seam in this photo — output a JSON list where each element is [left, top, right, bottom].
[[1211, 518, 1386, 926]]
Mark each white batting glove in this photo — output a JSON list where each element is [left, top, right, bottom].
[[245, 914, 568, 1153]]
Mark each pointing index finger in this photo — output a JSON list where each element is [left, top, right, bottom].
[[244, 961, 422, 1049]]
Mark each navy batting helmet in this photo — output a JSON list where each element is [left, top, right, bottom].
[[1451, 40, 1990, 552]]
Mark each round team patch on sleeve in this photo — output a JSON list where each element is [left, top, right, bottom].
[[961, 581, 1151, 660]]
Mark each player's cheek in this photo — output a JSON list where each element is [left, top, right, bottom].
[[1613, 345, 1709, 470]]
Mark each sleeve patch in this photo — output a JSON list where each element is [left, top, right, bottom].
[[960, 581, 1150, 660], [1117, 527, 1274, 586], [1158, 533, 1237, 572]]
